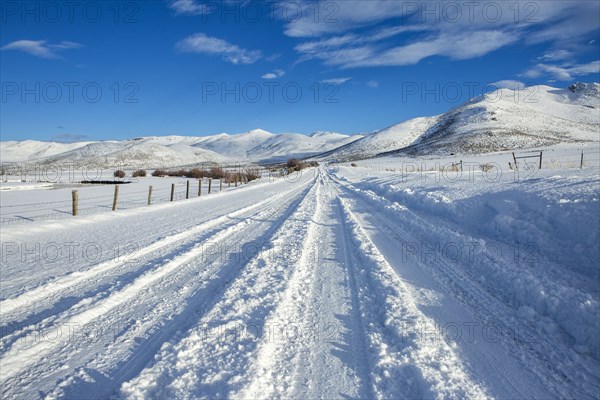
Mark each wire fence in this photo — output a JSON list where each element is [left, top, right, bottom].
[[344, 147, 600, 172], [0, 179, 231, 226]]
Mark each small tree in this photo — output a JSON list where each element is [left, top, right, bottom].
[[114, 170, 126, 179]]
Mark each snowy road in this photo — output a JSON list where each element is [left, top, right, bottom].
[[1, 166, 598, 399]]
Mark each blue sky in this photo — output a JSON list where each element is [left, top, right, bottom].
[[1, 0, 599, 142]]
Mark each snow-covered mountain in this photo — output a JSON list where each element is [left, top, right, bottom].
[[395, 82, 600, 155], [1, 140, 96, 163], [319, 83, 600, 161], [2, 83, 598, 166], [316, 117, 438, 161], [1, 129, 362, 168]]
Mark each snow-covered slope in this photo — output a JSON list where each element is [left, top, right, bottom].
[[317, 117, 437, 161], [1, 129, 362, 167], [35, 140, 229, 168], [388, 82, 600, 156], [3, 83, 597, 166], [0, 140, 96, 162], [246, 131, 362, 162], [317, 83, 600, 161]]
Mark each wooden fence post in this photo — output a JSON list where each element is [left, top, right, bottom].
[[112, 185, 119, 211], [539, 151, 543, 169], [208, 178, 212, 194], [170, 183, 175, 202], [220, 178, 223, 191], [512, 152, 518, 170], [580, 150, 584, 169], [198, 179, 202, 197], [72, 190, 78, 216], [186, 180, 190, 199], [148, 185, 153, 206]]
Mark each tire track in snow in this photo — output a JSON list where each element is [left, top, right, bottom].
[[0, 175, 309, 300], [119, 171, 323, 399], [0, 179, 311, 328], [49, 180, 317, 400], [0, 179, 315, 398], [238, 171, 373, 399], [329, 170, 490, 399], [330, 171, 599, 399]]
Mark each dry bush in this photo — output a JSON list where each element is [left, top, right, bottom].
[[164, 169, 186, 177], [185, 168, 205, 179], [225, 172, 241, 183], [132, 169, 147, 177], [287, 158, 305, 172], [479, 163, 494, 173], [351, 163, 357, 167], [114, 170, 126, 178], [210, 167, 226, 179], [245, 168, 261, 182], [152, 169, 167, 177]]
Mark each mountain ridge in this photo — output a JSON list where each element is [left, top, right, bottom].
[[2, 83, 598, 166]]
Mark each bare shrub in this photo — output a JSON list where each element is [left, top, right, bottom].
[[166, 169, 186, 177], [185, 168, 205, 179], [225, 172, 241, 184], [152, 169, 167, 177], [114, 170, 126, 178], [245, 168, 261, 182], [287, 158, 306, 172], [210, 167, 226, 179], [132, 169, 147, 177], [480, 163, 494, 173]]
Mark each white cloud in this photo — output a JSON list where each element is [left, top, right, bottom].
[[367, 80, 379, 88], [0, 40, 82, 59], [524, 61, 600, 81], [539, 49, 573, 62], [265, 54, 282, 62], [287, 1, 599, 70], [320, 77, 352, 85], [176, 33, 262, 64], [262, 69, 286, 79], [283, 1, 599, 39], [490, 80, 527, 90], [281, 0, 409, 38], [299, 30, 518, 68], [169, 0, 210, 15]]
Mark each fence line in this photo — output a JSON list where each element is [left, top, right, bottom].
[[346, 147, 600, 172], [0, 178, 235, 226]]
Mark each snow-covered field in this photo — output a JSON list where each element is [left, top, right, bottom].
[[0, 171, 267, 225], [0, 150, 598, 398]]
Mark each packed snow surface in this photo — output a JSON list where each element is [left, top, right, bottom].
[[0, 154, 598, 399]]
